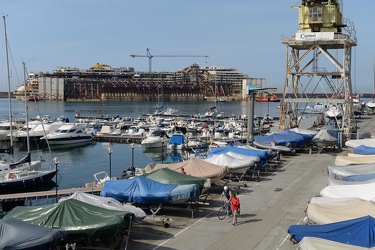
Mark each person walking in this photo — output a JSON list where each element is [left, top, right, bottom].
[[230, 193, 240, 226]]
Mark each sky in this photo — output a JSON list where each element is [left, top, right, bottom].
[[0, 0, 374, 94]]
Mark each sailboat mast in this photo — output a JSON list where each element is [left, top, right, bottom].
[[3, 16, 14, 153], [23, 62, 31, 154]]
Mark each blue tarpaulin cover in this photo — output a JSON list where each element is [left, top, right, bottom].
[[353, 145, 375, 155], [101, 176, 200, 204], [288, 215, 375, 248], [208, 146, 268, 167], [168, 134, 185, 146], [343, 173, 375, 182], [255, 132, 307, 148]]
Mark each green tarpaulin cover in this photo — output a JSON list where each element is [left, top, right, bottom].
[[146, 168, 207, 190], [4, 199, 134, 246]]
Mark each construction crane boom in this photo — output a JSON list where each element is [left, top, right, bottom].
[[130, 48, 209, 72]]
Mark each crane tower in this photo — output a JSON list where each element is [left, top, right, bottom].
[[279, 0, 357, 135], [130, 48, 209, 72]]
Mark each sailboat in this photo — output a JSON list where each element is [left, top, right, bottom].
[[366, 56, 375, 110], [0, 17, 56, 193]]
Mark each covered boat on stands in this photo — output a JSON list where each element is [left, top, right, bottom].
[[335, 155, 375, 166], [328, 163, 375, 182], [0, 217, 68, 249], [100, 175, 201, 204], [4, 199, 134, 247], [254, 131, 307, 151], [147, 158, 228, 184], [208, 146, 269, 167], [203, 153, 258, 174], [59, 191, 147, 221], [320, 182, 375, 200], [352, 145, 375, 155], [288, 216, 375, 248], [145, 168, 209, 193], [345, 137, 375, 151], [297, 237, 374, 250], [311, 129, 338, 153], [305, 197, 375, 225]]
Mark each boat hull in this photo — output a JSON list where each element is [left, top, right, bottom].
[[43, 136, 93, 145], [0, 170, 56, 193]]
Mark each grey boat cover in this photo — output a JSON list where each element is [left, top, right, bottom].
[[311, 129, 337, 146], [0, 217, 68, 249], [59, 191, 146, 221], [297, 237, 375, 250], [345, 137, 375, 151], [327, 164, 375, 184], [307, 197, 375, 224]]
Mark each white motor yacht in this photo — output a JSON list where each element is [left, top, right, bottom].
[[141, 130, 169, 149], [15, 120, 65, 142], [0, 121, 25, 141], [40, 123, 93, 145]]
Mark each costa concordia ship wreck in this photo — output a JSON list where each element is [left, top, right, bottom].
[[13, 63, 266, 102]]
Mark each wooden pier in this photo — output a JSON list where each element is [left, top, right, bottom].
[[0, 186, 102, 211], [93, 134, 143, 143]]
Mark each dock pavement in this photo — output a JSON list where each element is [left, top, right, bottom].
[[126, 115, 375, 250]]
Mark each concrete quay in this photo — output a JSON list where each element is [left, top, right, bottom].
[[126, 115, 375, 250]]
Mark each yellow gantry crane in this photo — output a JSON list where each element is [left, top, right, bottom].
[[130, 48, 209, 72]]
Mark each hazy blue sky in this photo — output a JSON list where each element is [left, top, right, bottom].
[[0, 0, 374, 93]]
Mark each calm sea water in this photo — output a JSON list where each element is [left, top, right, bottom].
[[0, 98, 281, 190]]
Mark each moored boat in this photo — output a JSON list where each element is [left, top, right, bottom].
[[40, 123, 93, 145], [255, 95, 280, 102], [0, 169, 57, 193]]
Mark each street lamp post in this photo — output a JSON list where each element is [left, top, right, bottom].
[[131, 143, 135, 169], [53, 157, 59, 199], [108, 148, 112, 179]]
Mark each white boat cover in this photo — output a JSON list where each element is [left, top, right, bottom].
[[307, 197, 375, 224], [225, 151, 262, 162], [309, 196, 367, 205], [348, 153, 375, 157], [59, 191, 147, 221], [345, 138, 375, 151], [320, 182, 375, 200], [297, 237, 375, 250], [335, 155, 375, 166], [328, 178, 375, 186], [148, 158, 228, 183], [289, 128, 318, 136], [203, 153, 255, 173]]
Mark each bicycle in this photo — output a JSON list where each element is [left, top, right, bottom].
[[218, 201, 241, 220], [217, 201, 231, 220]]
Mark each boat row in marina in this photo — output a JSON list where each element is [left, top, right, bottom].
[[288, 133, 375, 249]]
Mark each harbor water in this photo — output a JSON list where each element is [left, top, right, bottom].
[[0, 98, 318, 190]]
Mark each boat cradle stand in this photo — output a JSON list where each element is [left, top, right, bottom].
[[149, 200, 200, 220]]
